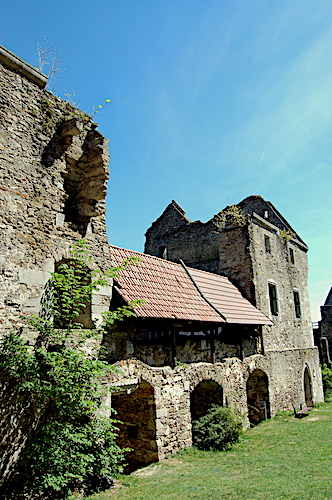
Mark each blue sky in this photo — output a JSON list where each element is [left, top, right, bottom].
[[1, 0, 331, 321]]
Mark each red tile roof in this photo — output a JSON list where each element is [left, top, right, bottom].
[[109, 245, 272, 326], [185, 266, 272, 325]]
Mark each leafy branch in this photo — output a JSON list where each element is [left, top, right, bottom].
[[0, 240, 140, 499]]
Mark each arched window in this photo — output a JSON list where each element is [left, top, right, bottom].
[[52, 258, 93, 328]]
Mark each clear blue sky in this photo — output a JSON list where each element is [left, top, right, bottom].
[[2, 1, 331, 321]]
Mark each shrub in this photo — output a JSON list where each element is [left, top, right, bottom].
[[321, 364, 332, 400], [192, 405, 242, 451], [0, 240, 141, 499]]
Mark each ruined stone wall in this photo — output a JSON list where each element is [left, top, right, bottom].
[[320, 305, 332, 361], [106, 351, 323, 463], [249, 218, 313, 351], [0, 56, 112, 333], [217, 224, 255, 303], [144, 205, 221, 272], [0, 50, 112, 485]]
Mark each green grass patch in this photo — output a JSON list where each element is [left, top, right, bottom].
[[85, 403, 332, 500]]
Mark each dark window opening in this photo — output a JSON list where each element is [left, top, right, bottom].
[[293, 290, 301, 318], [289, 248, 295, 264], [268, 283, 278, 316], [264, 235, 271, 253], [127, 425, 139, 440], [158, 246, 168, 259]]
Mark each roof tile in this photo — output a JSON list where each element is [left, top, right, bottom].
[[110, 245, 272, 326]]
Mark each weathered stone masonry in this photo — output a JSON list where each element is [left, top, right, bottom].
[[0, 45, 112, 484], [0, 45, 325, 480], [144, 198, 324, 427]]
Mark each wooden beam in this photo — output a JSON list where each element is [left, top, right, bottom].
[[210, 327, 216, 364], [171, 323, 177, 367]]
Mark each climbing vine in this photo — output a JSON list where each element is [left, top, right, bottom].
[[0, 240, 141, 499]]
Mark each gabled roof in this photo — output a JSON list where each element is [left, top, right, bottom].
[[324, 287, 332, 306], [109, 245, 272, 326]]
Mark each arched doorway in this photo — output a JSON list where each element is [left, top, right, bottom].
[[111, 380, 158, 472], [190, 380, 223, 421], [303, 366, 313, 407], [246, 369, 270, 425]]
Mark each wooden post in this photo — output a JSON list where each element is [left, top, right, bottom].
[[210, 327, 216, 364], [171, 323, 177, 367], [239, 329, 243, 360]]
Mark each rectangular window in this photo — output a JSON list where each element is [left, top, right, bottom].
[[268, 283, 278, 316], [293, 290, 301, 318], [289, 248, 295, 264], [264, 235, 271, 253]]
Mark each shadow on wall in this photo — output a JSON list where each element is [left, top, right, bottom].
[[190, 380, 223, 421], [304, 365, 313, 407], [111, 380, 158, 473], [246, 369, 270, 426]]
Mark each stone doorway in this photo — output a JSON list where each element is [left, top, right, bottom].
[[190, 380, 223, 421], [303, 366, 313, 407], [246, 369, 270, 425], [111, 380, 158, 472]]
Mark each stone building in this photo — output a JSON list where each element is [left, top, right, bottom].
[[144, 198, 323, 407], [314, 288, 332, 366], [105, 245, 274, 468], [0, 44, 324, 480]]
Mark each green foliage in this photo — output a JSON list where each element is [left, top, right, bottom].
[[213, 205, 246, 231], [321, 364, 332, 400], [192, 405, 242, 451], [279, 228, 295, 243], [0, 240, 141, 499]]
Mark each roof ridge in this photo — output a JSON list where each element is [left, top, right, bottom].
[[110, 244, 186, 269], [181, 261, 226, 322]]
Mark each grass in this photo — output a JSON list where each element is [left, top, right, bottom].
[[85, 403, 332, 500]]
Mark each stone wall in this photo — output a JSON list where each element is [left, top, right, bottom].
[[248, 216, 313, 352], [105, 349, 322, 462], [0, 48, 113, 485], [319, 288, 332, 363], [145, 201, 221, 273]]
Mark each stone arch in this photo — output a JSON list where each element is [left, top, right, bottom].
[[303, 365, 313, 407], [190, 379, 223, 421], [111, 379, 158, 473], [246, 369, 270, 425]]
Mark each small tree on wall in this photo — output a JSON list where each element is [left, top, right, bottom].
[[0, 240, 141, 499]]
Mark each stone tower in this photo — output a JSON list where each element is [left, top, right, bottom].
[[144, 196, 323, 411]]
